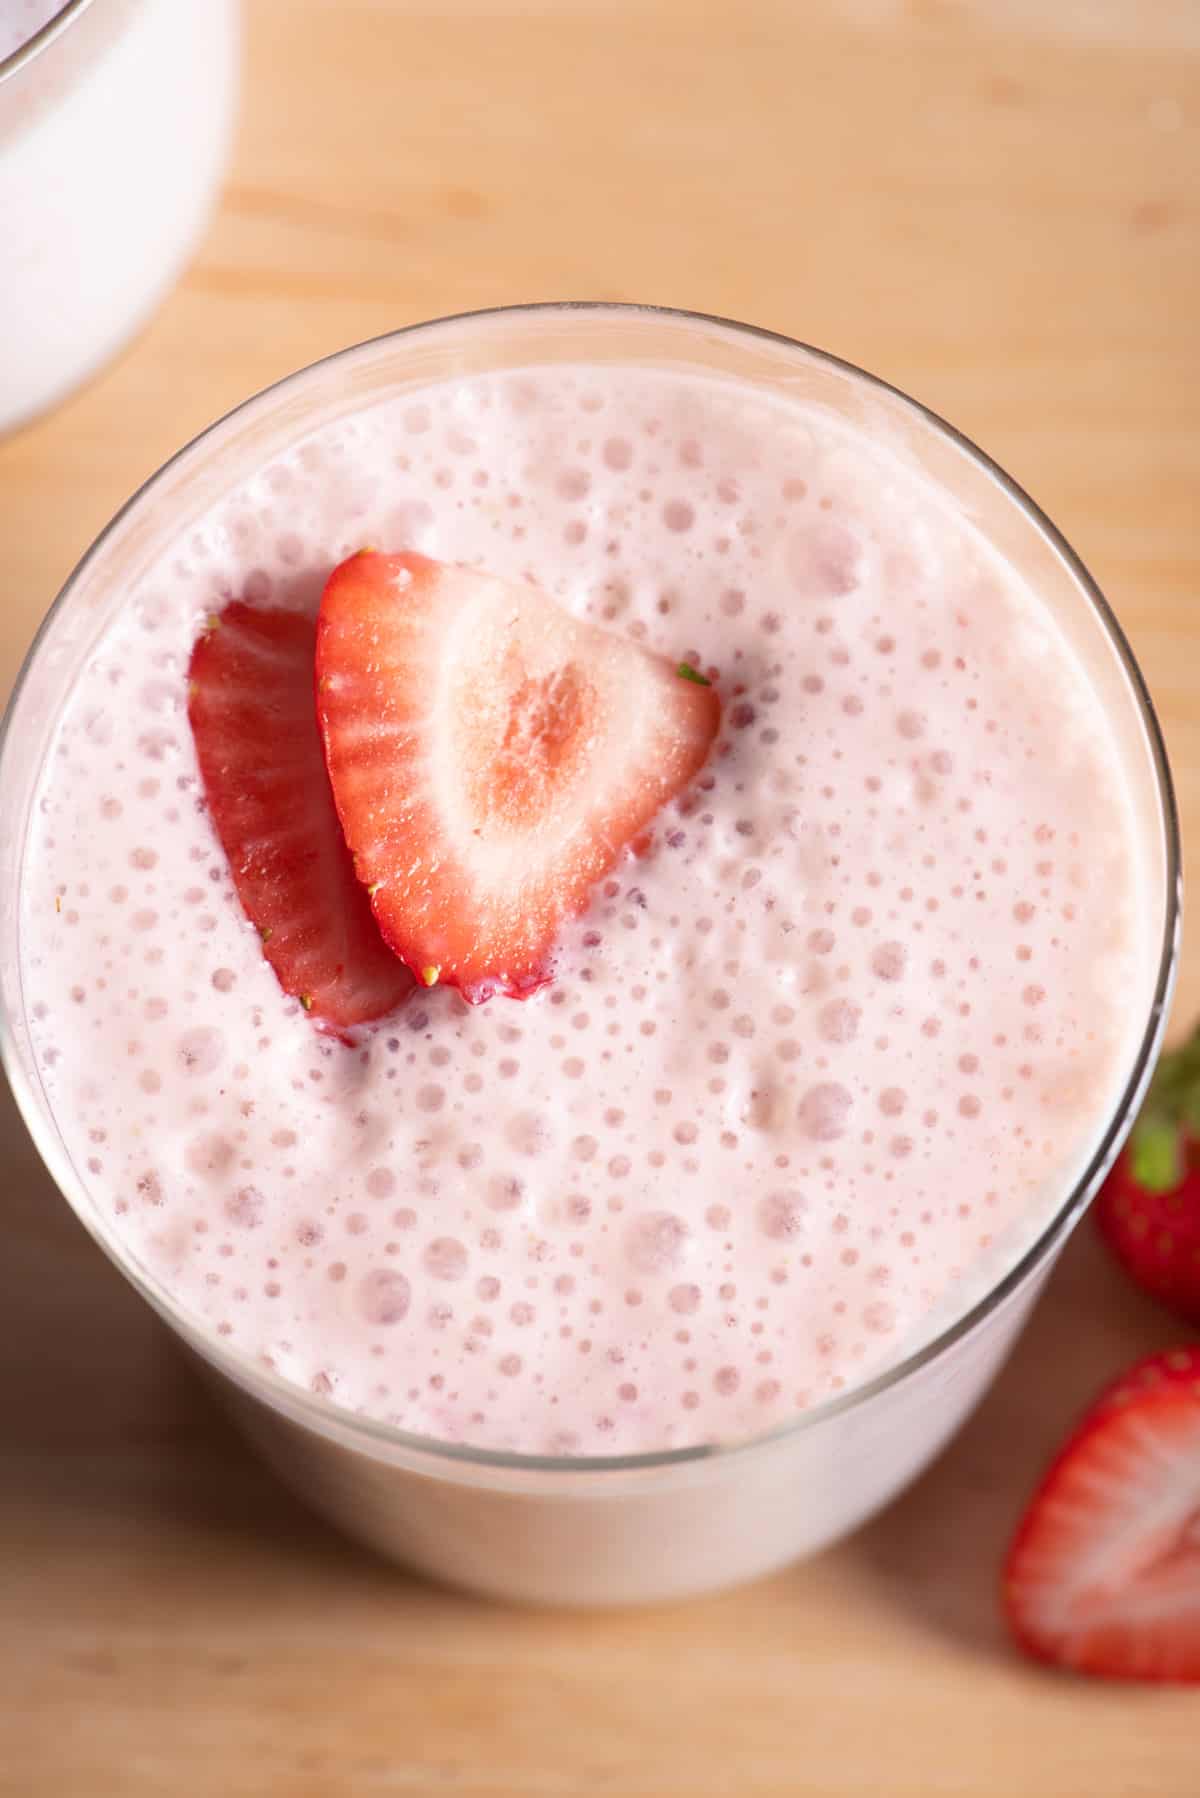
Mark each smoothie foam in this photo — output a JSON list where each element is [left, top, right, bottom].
[[19, 364, 1144, 1455]]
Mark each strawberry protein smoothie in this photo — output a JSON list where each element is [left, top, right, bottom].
[[18, 363, 1148, 1447], [1, 308, 1177, 1601]]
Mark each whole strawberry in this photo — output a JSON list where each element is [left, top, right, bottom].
[[1096, 1028, 1200, 1326]]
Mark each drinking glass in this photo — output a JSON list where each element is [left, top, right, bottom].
[[0, 0, 240, 432], [0, 305, 1179, 1602]]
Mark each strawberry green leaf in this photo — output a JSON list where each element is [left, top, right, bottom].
[[1130, 1115, 1183, 1193]]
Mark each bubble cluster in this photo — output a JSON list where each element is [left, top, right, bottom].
[[19, 361, 1141, 1456]]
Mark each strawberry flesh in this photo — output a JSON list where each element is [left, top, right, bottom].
[[1096, 1025, 1200, 1326], [316, 550, 721, 1001], [188, 601, 413, 1033], [1004, 1347, 1200, 1682]]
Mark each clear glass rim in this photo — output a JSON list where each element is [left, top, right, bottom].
[[0, 0, 96, 84], [0, 300, 1182, 1478]]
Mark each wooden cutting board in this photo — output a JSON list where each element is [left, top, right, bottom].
[[2, 3, 1197, 1791]]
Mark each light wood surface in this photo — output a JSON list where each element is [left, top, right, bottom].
[[2, 2, 1199, 1792]]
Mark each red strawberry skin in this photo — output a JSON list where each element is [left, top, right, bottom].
[[1003, 1347, 1200, 1683], [188, 601, 413, 1033], [316, 550, 721, 1002], [1096, 1028, 1200, 1326]]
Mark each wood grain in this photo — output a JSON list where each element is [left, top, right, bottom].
[[1, 2, 1198, 1792]]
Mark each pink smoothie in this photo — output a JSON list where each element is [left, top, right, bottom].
[[19, 363, 1144, 1456]]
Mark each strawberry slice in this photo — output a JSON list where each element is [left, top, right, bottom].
[[316, 550, 720, 1001], [1003, 1347, 1200, 1683], [1096, 1025, 1200, 1326], [187, 601, 413, 1033]]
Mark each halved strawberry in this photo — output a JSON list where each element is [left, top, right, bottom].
[[1003, 1347, 1200, 1683], [187, 601, 413, 1033], [1096, 1025, 1200, 1326], [316, 550, 720, 1002]]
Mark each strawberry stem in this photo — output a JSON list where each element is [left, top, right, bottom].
[[1129, 1023, 1200, 1193], [676, 662, 711, 686]]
